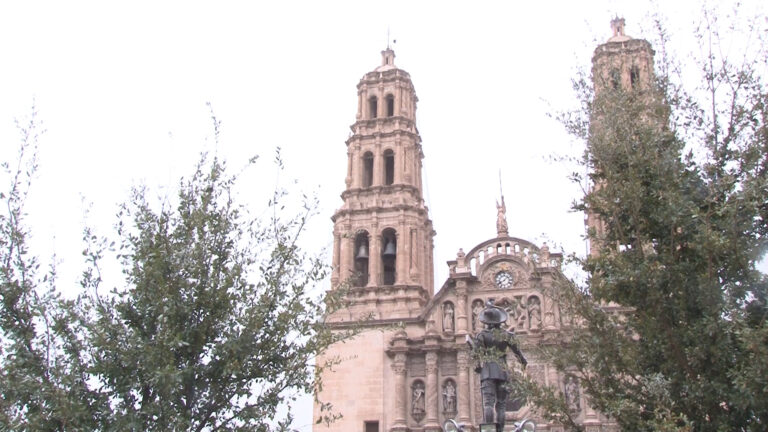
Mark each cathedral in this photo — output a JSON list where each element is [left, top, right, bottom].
[[315, 18, 654, 432]]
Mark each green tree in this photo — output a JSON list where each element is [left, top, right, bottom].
[[0, 109, 103, 430], [523, 10, 768, 432], [1, 112, 353, 431]]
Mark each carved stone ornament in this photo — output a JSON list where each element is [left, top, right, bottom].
[[481, 261, 529, 290], [495, 296, 528, 331]]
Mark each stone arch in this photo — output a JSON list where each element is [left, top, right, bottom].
[[353, 230, 370, 287], [381, 228, 397, 285]]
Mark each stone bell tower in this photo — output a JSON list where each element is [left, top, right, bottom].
[[586, 17, 656, 256], [329, 47, 435, 321], [316, 48, 435, 432]]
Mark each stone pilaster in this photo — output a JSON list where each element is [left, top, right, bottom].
[[391, 353, 408, 431], [425, 351, 440, 431], [456, 282, 468, 334], [368, 232, 380, 287], [457, 350, 471, 424]]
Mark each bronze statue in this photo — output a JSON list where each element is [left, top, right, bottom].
[[470, 300, 527, 432]]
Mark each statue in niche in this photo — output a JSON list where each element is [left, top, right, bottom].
[[443, 302, 455, 333], [472, 300, 484, 332], [543, 295, 555, 328], [411, 381, 425, 422], [528, 297, 542, 329], [564, 375, 581, 413], [442, 380, 457, 413]]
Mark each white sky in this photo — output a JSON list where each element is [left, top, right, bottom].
[[1, 1, 765, 429]]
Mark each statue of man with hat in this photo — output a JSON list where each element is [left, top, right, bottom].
[[470, 299, 527, 432]]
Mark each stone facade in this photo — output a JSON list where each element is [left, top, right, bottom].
[[316, 21, 651, 432]]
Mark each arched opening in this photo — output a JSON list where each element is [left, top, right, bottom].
[[362, 152, 374, 187], [369, 96, 378, 119], [610, 68, 620, 90], [630, 66, 640, 89], [353, 231, 370, 287], [384, 149, 395, 185], [385, 94, 395, 117], [381, 228, 397, 285]]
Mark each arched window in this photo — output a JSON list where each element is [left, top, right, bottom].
[[353, 231, 370, 287], [369, 96, 378, 119], [385, 94, 395, 117], [610, 68, 620, 90], [381, 228, 397, 285], [362, 152, 374, 187], [384, 149, 394, 185], [630, 66, 640, 89]]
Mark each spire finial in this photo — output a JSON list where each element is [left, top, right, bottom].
[[611, 16, 626, 37], [496, 170, 508, 237], [380, 31, 396, 68]]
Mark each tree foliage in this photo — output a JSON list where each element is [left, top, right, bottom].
[[0, 113, 352, 431], [526, 9, 768, 432]]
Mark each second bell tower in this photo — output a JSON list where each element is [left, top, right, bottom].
[[330, 48, 435, 321]]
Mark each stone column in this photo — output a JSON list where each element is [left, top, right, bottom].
[[368, 232, 380, 287], [425, 351, 440, 430], [392, 353, 408, 430], [457, 350, 471, 424], [339, 227, 353, 286], [394, 138, 403, 184], [396, 222, 406, 285], [377, 147, 385, 186], [357, 88, 363, 120], [331, 230, 340, 286], [456, 284, 468, 333]]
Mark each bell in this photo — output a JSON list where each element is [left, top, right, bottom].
[[382, 239, 396, 257], [355, 243, 369, 261]]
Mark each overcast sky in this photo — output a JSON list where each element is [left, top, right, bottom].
[[1, 1, 765, 429]]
